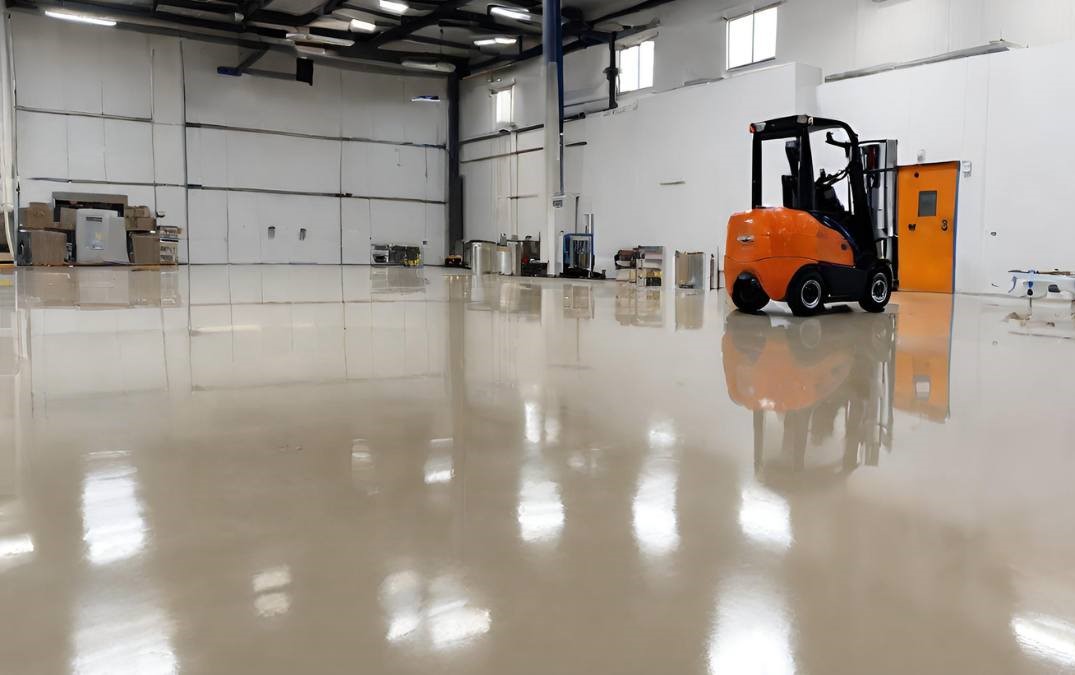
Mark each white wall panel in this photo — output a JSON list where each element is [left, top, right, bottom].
[[226, 192, 340, 264], [187, 190, 229, 264], [10, 13, 447, 267], [16, 111, 68, 179], [104, 119, 154, 183], [424, 204, 447, 262], [344, 73, 404, 142], [342, 199, 372, 264], [224, 130, 340, 193], [425, 148, 447, 202], [185, 127, 228, 186], [66, 115, 106, 180], [151, 37, 185, 124], [343, 142, 426, 200], [183, 43, 343, 136], [225, 191, 262, 264], [11, 13, 67, 112], [370, 200, 425, 246], [342, 72, 446, 143], [10, 13, 153, 117], [402, 78, 448, 145], [153, 124, 185, 184], [100, 33, 153, 118]]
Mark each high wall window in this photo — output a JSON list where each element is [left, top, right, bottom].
[[618, 40, 655, 93], [495, 87, 514, 125], [727, 6, 778, 69]]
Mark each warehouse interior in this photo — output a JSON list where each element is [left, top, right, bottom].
[[3, 0, 1075, 673]]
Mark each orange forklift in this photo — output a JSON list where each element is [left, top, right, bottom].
[[725, 116, 895, 316]]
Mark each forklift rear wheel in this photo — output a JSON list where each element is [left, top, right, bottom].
[[787, 270, 825, 317], [732, 277, 770, 313], [859, 268, 892, 313]]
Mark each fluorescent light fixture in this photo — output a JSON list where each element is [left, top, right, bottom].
[[286, 31, 354, 46], [475, 36, 518, 46], [411, 95, 442, 102], [379, 0, 408, 13], [349, 18, 376, 32], [401, 60, 456, 73], [490, 6, 531, 21], [44, 9, 116, 26]]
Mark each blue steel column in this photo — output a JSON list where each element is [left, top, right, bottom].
[[543, 0, 564, 275]]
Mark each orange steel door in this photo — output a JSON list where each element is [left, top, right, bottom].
[[897, 162, 959, 293]]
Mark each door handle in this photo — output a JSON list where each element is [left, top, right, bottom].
[[908, 223, 917, 232], [941, 219, 949, 232]]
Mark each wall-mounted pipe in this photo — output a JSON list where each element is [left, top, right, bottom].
[[605, 32, 618, 111]]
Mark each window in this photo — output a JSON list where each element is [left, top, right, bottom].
[[918, 191, 938, 217], [727, 5, 778, 69], [618, 40, 654, 93], [495, 87, 513, 125]]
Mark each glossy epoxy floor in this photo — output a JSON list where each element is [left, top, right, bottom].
[[2, 265, 1075, 674]]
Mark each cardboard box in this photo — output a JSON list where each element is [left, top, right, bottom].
[[22, 229, 68, 266], [57, 208, 81, 232], [19, 202, 54, 230], [124, 215, 156, 231], [126, 205, 153, 218], [130, 232, 161, 264]]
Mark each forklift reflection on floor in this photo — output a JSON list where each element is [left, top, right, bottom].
[[722, 311, 896, 487]]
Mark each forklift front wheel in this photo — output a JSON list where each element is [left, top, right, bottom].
[[732, 275, 770, 314], [859, 268, 892, 313], [787, 270, 825, 317]]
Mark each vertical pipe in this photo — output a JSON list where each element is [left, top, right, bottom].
[[606, 32, 618, 111], [543, 0, 563, 276], [447, 74, 463, 256], [0, 12, 16, 262]]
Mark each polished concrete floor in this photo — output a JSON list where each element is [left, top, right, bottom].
[[1, 265, 1074, 674]]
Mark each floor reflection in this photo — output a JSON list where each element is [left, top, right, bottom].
[[723, 311, 898, 484], [0, 267, 1073, 674]]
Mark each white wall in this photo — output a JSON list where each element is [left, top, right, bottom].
[[462, 63, 818, 275], [460, 0, 1075, 293], [819, 39, 1075, 292], [9, 11, 449, 265]]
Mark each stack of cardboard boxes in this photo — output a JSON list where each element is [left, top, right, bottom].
[[17, 194, 180, 266], [18, 202, 71, 266], [125, 205, 162, 265]]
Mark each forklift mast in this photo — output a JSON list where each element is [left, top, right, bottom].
[[749, 115, 883, 267]]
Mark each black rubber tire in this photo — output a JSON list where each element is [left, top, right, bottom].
[[859, 267, 892, 313], [732, 278, 770, 313], [786, 269, 826, 317]]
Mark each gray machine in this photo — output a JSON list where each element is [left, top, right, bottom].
[[75, 209, 128, 264], [465, 240, 496, 275], [860, 139, 899, 284]]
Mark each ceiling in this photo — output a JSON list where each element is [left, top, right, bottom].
[[9, 0, 673, 74]]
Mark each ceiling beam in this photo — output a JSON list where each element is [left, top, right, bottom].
[[365, 0, 471, 47]]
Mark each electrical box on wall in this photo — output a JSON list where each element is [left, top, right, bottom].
[[551, 193, 579, 231]]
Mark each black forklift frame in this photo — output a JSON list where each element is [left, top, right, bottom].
[[749, 115, 876, 264]]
